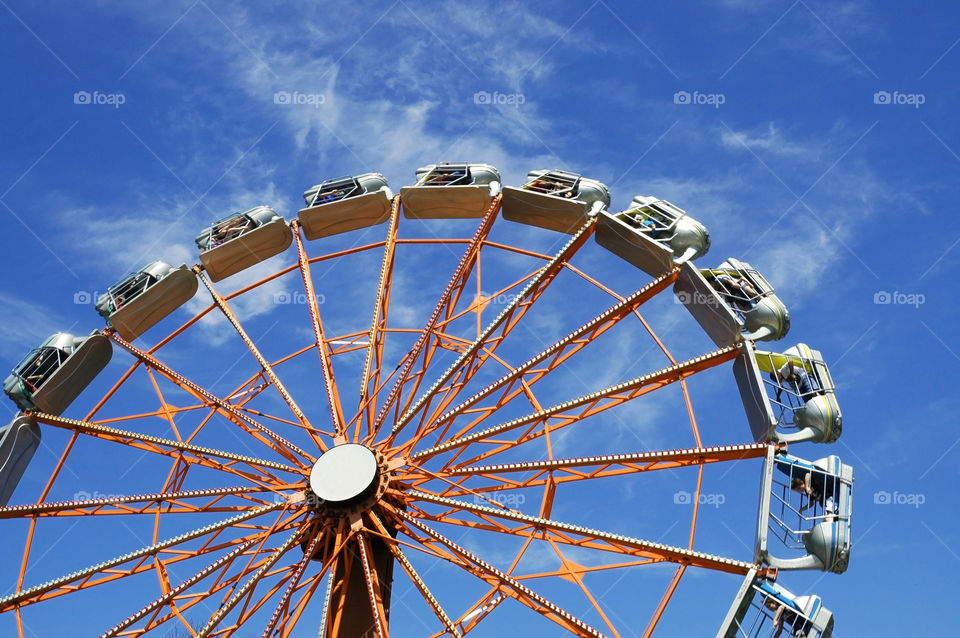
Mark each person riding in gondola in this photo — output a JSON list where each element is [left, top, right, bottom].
[[771, 359, 821, 404]]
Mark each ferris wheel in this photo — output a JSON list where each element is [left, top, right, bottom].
[[0, 163, 854, 637]]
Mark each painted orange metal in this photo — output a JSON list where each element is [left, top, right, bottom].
[[0, 198, 768, 638]]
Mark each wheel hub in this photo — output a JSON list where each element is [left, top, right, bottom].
[[308, 444, 387, 518]]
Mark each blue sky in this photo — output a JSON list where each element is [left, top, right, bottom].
[[0, 1, 958, 636]]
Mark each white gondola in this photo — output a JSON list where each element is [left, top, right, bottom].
[[733, 342, 841, 444], [95, 261, 198, 341], [196, 206, 293, 282], [501, 169, 610, 233], [595, 196, 710, 277], [675, 258, 790, 347], [2, 331, 112, 415], [399, 163, 501, 219], [718, 569, 834, 638], [298, 173, 393, 239], [756, 447, 853, 574], [0, 414, 40, 506]]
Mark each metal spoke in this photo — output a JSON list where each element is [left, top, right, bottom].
[[31, 412, 300, 481], [260, 535, 320, 637], [100, 536, 263, 637], [356, 534, 389, 638], [196, 529, 302, 637], [293, 220, 347, 438], [397, 270, 679, 455], [410, 346, 739, 467], [357, 195, 401, 440], [390, 218, 596, 444], [370, 511, 461, 638], [0, 486, 275, 519], [109, 331, 314, 466], [389, 507, 610, 637], [371, 196, 501, 437], [0, 502, 290, 611], [403, 491, 753, 575], [404, 444, 771, 495], [194, 268, 326, 453]]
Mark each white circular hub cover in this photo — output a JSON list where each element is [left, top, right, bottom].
[[309, 444, 378, 503]]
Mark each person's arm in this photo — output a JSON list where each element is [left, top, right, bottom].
[[785, 361, 796, 379], [771, 606, 784, 637], [797, 472, 813, 513]]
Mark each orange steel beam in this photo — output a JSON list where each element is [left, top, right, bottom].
[[402, 492, 754, 576], [357, 196, 401, 441], [555, 271, 711, 635], [12, 347, 151, 600], [412, 346, 740, 468], [389, 218, 597, 446], [292, 220, 347, 438], [281, 569, 330, 637], [394, 270, 681, 459], [356, 534, 389, 638], [403, 443, 770, 495], [480, 240, 552, 261], [211, 500, 299, 616], [388, 507, 609, 637], [430, 268, 541, 335], [513, 559, 659, 580], [100, 537, 263, 638], [194, 268, 327, 453], [123, 552, 301, 638], [0, 486, 273, 519], [30, 412, 298, 486], [0, 502, 294, 612], [196, 529, 302, 637], [642, 565, 687, 638], [546, 538, 622, 638], [371, 195, 501, 437], [260, 535, 320, 637], [108, 331, 314, 466], [368, 511, 461, 637]]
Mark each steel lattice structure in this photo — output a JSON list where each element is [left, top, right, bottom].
[[0, 190, 786, 637]]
